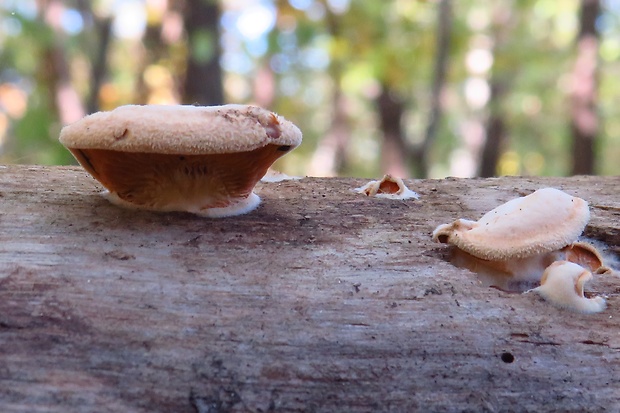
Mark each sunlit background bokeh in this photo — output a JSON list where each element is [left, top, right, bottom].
[[0, 0, 619, 178]]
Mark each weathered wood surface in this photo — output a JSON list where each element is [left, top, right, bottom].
[[1, 165, 619, 413]]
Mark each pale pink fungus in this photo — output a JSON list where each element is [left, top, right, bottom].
[[531, 261, 606, 314], [432, 188, 589, 261], [356, 174, 419, 200], [432, 188, 609, 294]]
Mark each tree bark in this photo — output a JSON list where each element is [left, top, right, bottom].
[[2, 165, 618, 412], [570, 0, 600, 175], [181, 0, 224, 105]]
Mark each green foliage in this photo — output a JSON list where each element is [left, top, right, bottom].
[[12, 103, 73, 165], [0, 0, 618, 177]]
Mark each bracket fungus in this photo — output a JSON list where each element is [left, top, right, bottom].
[[432, 187, 609, 293], [432, 188, 589, 261], [59, 104, 302, 217], [356, 174, 419, 200], [530, 261, 606, 314]]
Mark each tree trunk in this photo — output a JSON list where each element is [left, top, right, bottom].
[[38, 0, 86, 125], [376, 87, 410, 177], [308, 11, 352, 177], [182, 0, 224, 105], [86, 17, 113, 114], [570, 0, 600, 175], [479, 81, 508, 177], [252, 62, 276, 108], [1, 165, 620, 412], [308, 88, 351, 176], [413, 0, 453, 179], [476, 3, 516, 178]]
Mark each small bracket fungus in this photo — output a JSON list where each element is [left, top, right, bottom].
[[560, 241, 610, 275], [59, 104, 302, 217], [432, 188, 589, 261], [530, 261, 606, 314], [431, 187, 610, 293], [356, 174, 419, 200]]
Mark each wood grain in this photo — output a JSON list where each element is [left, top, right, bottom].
[[1, 165, 619, 412]]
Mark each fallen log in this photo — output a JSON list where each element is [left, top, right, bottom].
[[0, 165, 619, 412]]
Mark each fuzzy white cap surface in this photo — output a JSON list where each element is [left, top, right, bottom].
[[59, 104, 302, 155]]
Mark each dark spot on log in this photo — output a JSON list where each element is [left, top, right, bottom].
[[189, 388, 242, 413], [0, 321, 25, 330], [501, 352, 515, 363], [581, 340, 609, 347], [104, 250, 135, 261], [424, 286, 442, 296], [184, 235, 202, 248], [277, 145, 292, 152], [179, 156, 186, 161]]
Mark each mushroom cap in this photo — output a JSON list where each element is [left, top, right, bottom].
[[59, 104, 302, 154], [432, 188, 589, 260], [533, 261, 606, 314]]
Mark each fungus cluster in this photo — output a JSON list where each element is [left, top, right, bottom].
[[432, 187, 608, 313], [60, 104, 302, 217], [60, 104, 609, 313]]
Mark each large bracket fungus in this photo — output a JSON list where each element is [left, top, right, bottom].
[[59, 104, 302, 217], [432, 188, 610, 307]]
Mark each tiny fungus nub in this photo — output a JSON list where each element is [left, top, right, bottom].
[[356, 174, 419, 200]]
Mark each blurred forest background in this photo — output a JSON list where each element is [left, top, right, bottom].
[[0, 0, 618, 178]]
